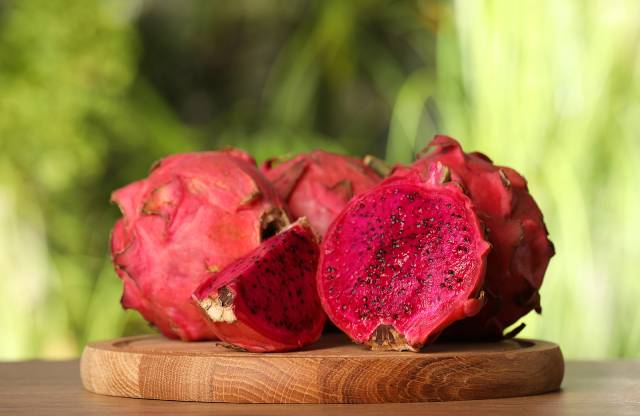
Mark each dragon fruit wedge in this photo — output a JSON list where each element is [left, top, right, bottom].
[[398, 135, 555, 340], [261, 150, 384, 237], [193, 219, 325, 352], [317, 162, 490, 351], [110, 149, 290, 341]]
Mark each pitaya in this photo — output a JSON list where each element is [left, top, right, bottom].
[[261, 150, 383, 237], [193, 219, 325, 352], [397, 136, 555, 340], [110, 150, 290, 341], [317, 162, 491, 351]]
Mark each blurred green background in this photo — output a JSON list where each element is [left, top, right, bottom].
[[1, 0, 639, 360]]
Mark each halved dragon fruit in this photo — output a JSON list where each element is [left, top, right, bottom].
[[317, 162, 490, 351]]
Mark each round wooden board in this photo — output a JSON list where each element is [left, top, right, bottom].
[[81, 334, 564, 404]]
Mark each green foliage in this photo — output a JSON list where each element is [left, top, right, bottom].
[[431, 0, 640, 358], [0, 0, 199, 358], [1, 0, 638, 359], [440, 0, 640, 359]]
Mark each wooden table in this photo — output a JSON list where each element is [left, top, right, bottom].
[[1, 360, 639, 415]]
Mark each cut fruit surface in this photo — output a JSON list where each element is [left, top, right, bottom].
[[194, 219, 325, 352], [318, 163, 490, 351]]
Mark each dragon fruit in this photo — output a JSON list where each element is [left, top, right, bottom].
[[261, 150, 383, 237], [110, 150, 290, 341], [317, 162, 490, 351], [397, 136, 555, 340], [193, 219, 325, 352]]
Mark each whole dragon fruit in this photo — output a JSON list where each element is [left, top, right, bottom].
[[317, 162, 490, 351], [110, 150, 290, 341], [193, 219, 325, 352], [261, 150, 383, 237], [397, 136, 555, 340]]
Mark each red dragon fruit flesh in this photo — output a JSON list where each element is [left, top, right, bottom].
[[397, 136, 555, 340], [110, 149, 290, 341], [193, 219, 325, 352], [261, 150, 383, 237], [318, 162, 490, 351]]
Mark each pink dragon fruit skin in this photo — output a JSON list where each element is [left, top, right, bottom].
[[110, 149, 290, 341], [261, 150, 383, 237], [193, 219, 325, 352], [398, 136, 555, 340], [318, 162, 490, 351]]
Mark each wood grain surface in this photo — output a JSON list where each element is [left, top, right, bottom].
[[2, 360, 639, 415], [80, 334, 563, 403]]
